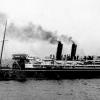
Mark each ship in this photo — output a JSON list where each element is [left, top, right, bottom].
[[0, 20, 100, 80], [9, 41, 100, 80]]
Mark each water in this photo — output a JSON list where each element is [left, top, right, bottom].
[[0, 79, 100, 100]]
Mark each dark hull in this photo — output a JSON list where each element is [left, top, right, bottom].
[[21, 69, 100, 79], [0, 68, 100, 80]]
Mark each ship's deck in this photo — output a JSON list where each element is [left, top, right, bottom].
[[1, 65, 100, 71]]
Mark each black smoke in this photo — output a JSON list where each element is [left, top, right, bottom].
[[7, 22, 58, 44], [6, 22, 75, 44]]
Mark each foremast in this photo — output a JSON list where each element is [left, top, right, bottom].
[[0, 20, 7, 67]]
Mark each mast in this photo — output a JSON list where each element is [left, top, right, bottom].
[[0, 20, 7, 67]]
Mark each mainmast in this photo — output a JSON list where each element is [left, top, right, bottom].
[[0, 20, 7, 67]]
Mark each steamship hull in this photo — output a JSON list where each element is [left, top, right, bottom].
[[19, 68, 100, 79], [0, 66, 100, 80], [20, 66, 100, 79]]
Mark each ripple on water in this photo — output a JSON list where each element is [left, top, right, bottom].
[[0, 79, 99, 100]]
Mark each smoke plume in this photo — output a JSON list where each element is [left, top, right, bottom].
[[60, 35, 74, 44], [7, 22, 57, 43], [6, 22, 74, 44]]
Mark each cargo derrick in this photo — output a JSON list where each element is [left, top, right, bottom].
[[12, 54, 29, 70]]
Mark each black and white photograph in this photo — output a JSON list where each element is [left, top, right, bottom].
[[0, 0, 100, 100]]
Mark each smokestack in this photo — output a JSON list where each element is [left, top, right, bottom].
[[71, 43, 77, 60], [56, 41, 63, 60]]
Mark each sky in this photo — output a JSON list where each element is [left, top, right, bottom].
[[0, 0, 100, 58]]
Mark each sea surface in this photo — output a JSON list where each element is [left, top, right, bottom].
[[0, 79, 100, 100]]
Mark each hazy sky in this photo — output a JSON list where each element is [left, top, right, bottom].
[[0, 0, 100, 58]]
